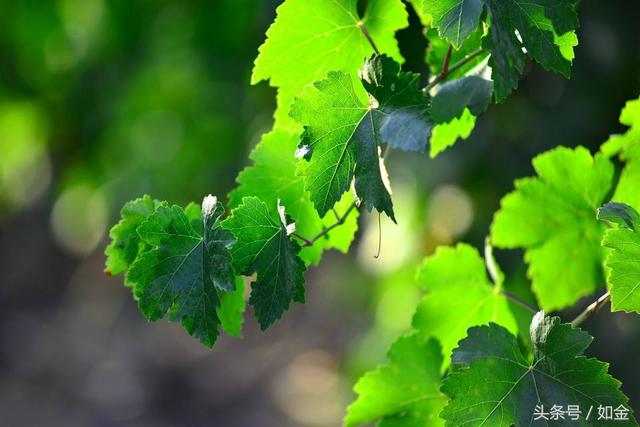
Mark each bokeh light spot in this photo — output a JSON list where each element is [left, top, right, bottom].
[[427, 184, 474, 242], [50, 185, 108, 256], [0, 102, 51, 216]]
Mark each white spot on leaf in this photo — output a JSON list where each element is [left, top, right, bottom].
[[295, 145, 310, 159], [277, 198, 296, 235], [202, 194, 218, 218]]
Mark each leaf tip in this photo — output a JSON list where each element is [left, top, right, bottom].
[[202, 194, 218, 218]]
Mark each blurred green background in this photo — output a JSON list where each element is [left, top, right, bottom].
[[0, 1, 639, 425]]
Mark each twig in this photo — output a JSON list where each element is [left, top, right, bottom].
[[501, 290, 538, 314], [291, 232, 313, 246], [424, 48, 486, 92], [571, 292, 611, 327], [484, 238, 538, 314], [357, 21, 381, 55], [442, 45, 453, 76], [332, 208, 341, 221], [297, 202, 358, 247]]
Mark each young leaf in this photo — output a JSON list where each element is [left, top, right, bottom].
[[105, 195, 163, 277], [484, 0, 579, 101], [413, 0, 484, 48], [601, 97, 640, 211], [252, 0, 408, 126], [229, 128, 358, 265], [126, 197, 236, 348], [441, 312, 636, 426], [431, 75, 493, 123], [413, 244, 520, 367], [611, 145, 640, 212], [599, 203, 640, 314], [430, 109, 476, 158], [290, 55, 432, 219], [345, 335, 446, 427], [221, 197, 306, 330], [218, 276, 246, 338], [491, 146, 614, 311]]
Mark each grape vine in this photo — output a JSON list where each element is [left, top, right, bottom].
[[105, 0, 640, 425]]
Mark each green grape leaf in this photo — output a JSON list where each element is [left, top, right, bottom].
[[189, 210, 246, 339], [359, 55, 434, 153], [484, 0, 578, 101], [483, 6, 525, 102], [229, 128, 358, 265], [599, 202, 640, 230], [599, 203, 640, 314], [126, 196, 236, 348], [252, 0, 408, 127], [430, 109, 476, 157], [290, 55, 432, 219], [413, 244, 520, 368], [441, 312, 636, 426], [218, 276, 246, 338], [537, 0, 580, 35], [601, 98, 640, 211], [290, 70, 385, 219], [431, 75, 493, 123], [609, 141, 640, 211], [491, 147, 614, 311], [105, 195, 163, 277], [414, 0, 484, 48], [353, 111, 396, 221], [221, 196, 306, 330], [345, 334, 446, 427]]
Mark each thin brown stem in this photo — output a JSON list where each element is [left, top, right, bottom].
[[299, 202, 358, 247], [483, 237, 537, 314], [332, 208, 341, 221], [291, 232, 313, 246], [374, 213, 382, 259], [357, 21, 381, 55], [500, 290, 538, 314], [571, 292, 611, 327], [424, 48, 486, 92], [442, 45, 453, 76]]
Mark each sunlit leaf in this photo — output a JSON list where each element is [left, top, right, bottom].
[[491, 146, 614, 310], [413, 0, 484, 48], [252, 0, 408, 127], [229, 128, 359, 265], [345, 334, 446, 427], [413, 244, 520, 367], [599, 203, 640, 314], [290, 55, 432, 219]]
